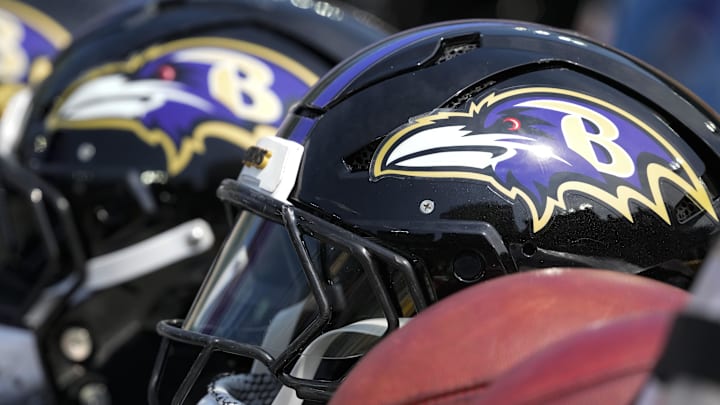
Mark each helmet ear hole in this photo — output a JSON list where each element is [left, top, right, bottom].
[[452, 251, 485, 283], [522, 242, 537, 257]]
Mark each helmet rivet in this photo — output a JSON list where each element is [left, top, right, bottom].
[[419, 199, 435, 214], [95, 208, 109, 223], [30, 188, 43, 203], [57, 197, 70, 210], [60, 327, 93, 363], [77, 143, 96, 162], [188, 226, 205, 245]]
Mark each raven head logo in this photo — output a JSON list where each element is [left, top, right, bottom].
[[0, 1, 69, 107], [46, 37, 317, 175], [371, 87, 718, 232]]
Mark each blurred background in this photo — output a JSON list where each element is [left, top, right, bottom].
[[342, 0, 720, 111], [344, 0, 591, 33]]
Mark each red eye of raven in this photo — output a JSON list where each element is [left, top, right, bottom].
[[158, 64, 176, 81], [503, 117, 521, 131]]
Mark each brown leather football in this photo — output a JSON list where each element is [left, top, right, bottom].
[[330, 268, 687, 405], [477, 312, 672, 404]]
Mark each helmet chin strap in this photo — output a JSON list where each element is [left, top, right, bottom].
[[198, 318, 411, 405], [23, 218, 214, 328], [80, 217, 215, 294]]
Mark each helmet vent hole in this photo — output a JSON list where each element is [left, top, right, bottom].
[[453, 252, 486, 283], [675, 196, 702, 224], [420, 33, 481, 68], [521, 242, 537, 257], [435, 43, 478, 65], [343, 138, 384, 172]]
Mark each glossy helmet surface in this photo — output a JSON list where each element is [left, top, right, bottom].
[[0, 0, 388, 403], [156, 19, 720, 404]]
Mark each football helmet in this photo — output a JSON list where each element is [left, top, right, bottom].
[[1, 0, 69, 119], [155, 19, 720, 404], [0, 0, 388, 403], [0, 0, 142, 136]]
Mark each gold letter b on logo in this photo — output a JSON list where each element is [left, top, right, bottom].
[[518, 99, 635, 178]]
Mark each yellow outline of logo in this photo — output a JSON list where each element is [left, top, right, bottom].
[[0, 0, 71, 49], [371, 87, 718, 232], [46, 37, 318, 176]]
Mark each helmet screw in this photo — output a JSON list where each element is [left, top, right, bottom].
[[419, 199, 435, 214], [60, 327, 93, 363]]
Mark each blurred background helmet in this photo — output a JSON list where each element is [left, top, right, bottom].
[[0, 0, 69, 118], [0, 0, 146, 149], [0, 0, 389, 403], [156, 19, 720, 404]]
